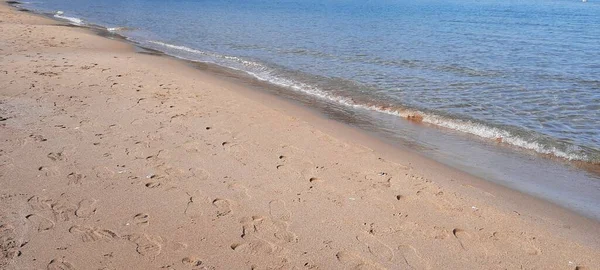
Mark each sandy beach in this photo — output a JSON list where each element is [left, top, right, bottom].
[[1, 2, 599, 269]]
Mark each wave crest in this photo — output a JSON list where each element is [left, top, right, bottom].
[[53, 11, 84, 25]]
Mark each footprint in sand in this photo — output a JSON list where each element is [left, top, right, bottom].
[[356, 232, 394, 262], [69, 225, 118, 242], [231, 238, 279, 255], [240, 216, 266, 238], [272, 220, 298, 244], [398, 245, 430, 270], [67, 172, 85, 185], [25, 214, 54, 232], [29, 134, 47, 142], [75, 199, 97, 218], [92, 166, 115, 179], [27, 196, 52, 211], [182, 256, 204, 267], [269, 200, 291, 222], [212, 198, 232, 217], [38, 166, 61, 177], [184, 196, 204, 221], [125, 233, 162, 258], [46, 151, 64, 161], [47, 257, 74, 270], [522, 239, 541, 256], [221, 141, 250, 165], [50, 200, 77, 222], [187, 167, 210, 181], [335, 251, 383, 270], [430, 227, 450, 240], [132, 213, 150, 227], [228, 183, 251, 200], [181, 140, 205, 154], [0, 224, 21, 261]]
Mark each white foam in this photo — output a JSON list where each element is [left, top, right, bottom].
[[148, 40, 208, 55], [144, 40, 591, 162], [54, 11, 83, 25]]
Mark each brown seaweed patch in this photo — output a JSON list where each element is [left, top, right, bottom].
[[406, 113, 423, 123]]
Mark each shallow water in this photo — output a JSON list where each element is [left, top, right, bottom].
[[22, 0, 600, 163], [16, 0, 600, 219]]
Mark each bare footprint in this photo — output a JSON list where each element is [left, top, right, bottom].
[[132, 213, 150, 226], [398, 245, 430, 270], [69, 225, 118, 242], [187, 167, 210, 181], [274, 226, 298, 244], [75, 199, 97, 218], [26, 214, 54, 232], [231, 238, 278, 255], [212, 198, 232, 217], [50, 200, 77, 222], [356, 232, 394, 261], [47, 152, 64, 161], [27, 196, 52, 211], [125, 233, 162, 258], [47, 257, 74, 270], [184, 196, 203, 221], [269, 200, 291, 222]]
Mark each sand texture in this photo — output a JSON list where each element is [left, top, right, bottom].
[[1, 3, 599, 269]]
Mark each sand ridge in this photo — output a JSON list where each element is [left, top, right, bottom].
[[1, 2, 599, 269]]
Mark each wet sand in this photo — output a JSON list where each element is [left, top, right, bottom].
[[1, 2, 599, 269]]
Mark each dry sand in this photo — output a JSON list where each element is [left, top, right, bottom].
[[1, 2, 599, 269]]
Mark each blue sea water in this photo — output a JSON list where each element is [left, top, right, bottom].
[[22, 0, 600, 163]]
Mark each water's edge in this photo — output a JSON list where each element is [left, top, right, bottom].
[[8, 2, 600, 222], [16, 3, 600, 166]]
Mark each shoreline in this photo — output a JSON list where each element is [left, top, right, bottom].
[[13, 2, 600, 221], [1, 2, 599, 269], [17, 1, 600, 168]]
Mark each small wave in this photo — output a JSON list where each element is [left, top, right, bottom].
[[148, 41, 210, 56], [147, 40, 268, 69], [106, 26, 136, 32], [53, 11, 84, 25], [144, 40, 595, 163]]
